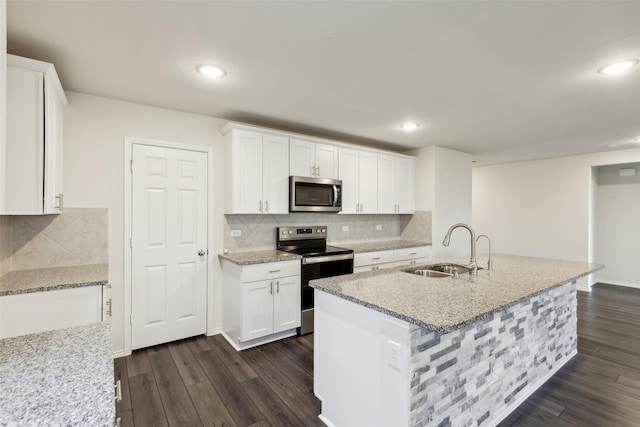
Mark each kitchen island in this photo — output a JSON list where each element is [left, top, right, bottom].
[[310, 254, 602, 427]]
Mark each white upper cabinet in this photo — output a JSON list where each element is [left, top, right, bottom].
[[4, 55, 68, 215], [339, 148, 377, 214], [378, 154, 415, 214], [290, 138, 338, 179], [225, 128, 289, 214]]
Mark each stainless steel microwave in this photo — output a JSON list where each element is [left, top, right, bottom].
[[290, 176, 342, 212]]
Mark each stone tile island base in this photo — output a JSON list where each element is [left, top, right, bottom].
[[314, 281, 577, 427]]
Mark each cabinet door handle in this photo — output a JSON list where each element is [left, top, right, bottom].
[[259, 200, 263, 212], [310, 166, 315, 176], [356, 203, 359, 213], [316, 166, 320, 176], [114, 380, 122, 402], [276, 281, 280, 293], [268, 269, 281, 274], [410, 252, 417, 256], [269, 281, 273, 295], [55, 194, 63, 210], [106, 298, 112, 317], [372, 257, 381, 260], [265, 200, 269, 213], [115, 417, 122, 427]]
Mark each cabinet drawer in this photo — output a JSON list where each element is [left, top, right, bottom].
[[393, 257, 430, 268], [354, 262, 394, 273], [394, 246, 430, 262], [241, 260, 300, 283], [353, 250, 394, 268]]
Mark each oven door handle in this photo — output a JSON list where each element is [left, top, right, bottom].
[[302, 253, 354, 265]]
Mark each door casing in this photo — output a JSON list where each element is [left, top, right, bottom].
[[123, 137, 214, 356]]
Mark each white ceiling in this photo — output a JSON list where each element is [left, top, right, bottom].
[[7, 1, 640, 165]]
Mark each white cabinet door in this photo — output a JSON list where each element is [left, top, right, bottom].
[[359, 151, 378, 214], [43, 73, 64, 214], [242, 279, 274, 341], [377, 154, 395, 213], [273, 275, 301, 334], [316, 143, 338, 179], [262, 134, 289, 214], [290, 138, 316, 177], [229, 130, 263, 213], [394, 157, 415, 214], [338, 148, 359, 214], [5, 66, 45, 214], [290, 139, 338, 179]]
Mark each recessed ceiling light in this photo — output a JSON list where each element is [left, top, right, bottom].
[[196, 64, 226, 78], [400, 123, 419, 131], [597, 59, 639, 75]]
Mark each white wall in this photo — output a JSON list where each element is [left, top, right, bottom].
[[473, 147, 640, 290], [63, 91, 226, 355], [595, 164, 640, 288], [408, 146, 472, 259]]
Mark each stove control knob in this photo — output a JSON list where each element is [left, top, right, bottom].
[[316, 229, 321, 233], [288, 230, 293, 234], [321, 228, 326, 233], [281, 230, 287, 235]]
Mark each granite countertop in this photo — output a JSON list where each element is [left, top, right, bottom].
[[0, 322, 114, 427], [344, 240, 431, 253], [220, 250, 302, 265], [0, 264, 109, 296], [310, 254, 603, 332], [220, 240, 431, 265]]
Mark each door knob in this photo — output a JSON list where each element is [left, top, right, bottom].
[[198, 250, 206, 256]]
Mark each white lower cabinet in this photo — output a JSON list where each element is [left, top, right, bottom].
[[222, 259, 301, 350], [354, 246, 431, 273], [0, 285, 104, 339]]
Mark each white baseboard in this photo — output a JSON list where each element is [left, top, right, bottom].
[[112, 349, 129, 359], [596, 279, 640, 290], [489, 349, 577, 427], [221, 329, 297, 351], [206, 327, 221, 336]]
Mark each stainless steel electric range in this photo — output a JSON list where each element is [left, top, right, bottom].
[[276, 226, 354, 335]]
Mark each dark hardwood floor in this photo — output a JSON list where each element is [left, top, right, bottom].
[[115, 283, 640, 426]]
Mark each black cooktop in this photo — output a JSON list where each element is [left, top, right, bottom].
[[283, 244, 353, 257]]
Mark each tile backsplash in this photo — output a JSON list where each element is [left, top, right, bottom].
[[224, 210, 432, 252], [0, 208, 108, 272]]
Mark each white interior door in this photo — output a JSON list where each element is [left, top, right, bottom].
[[131, 144, 208, 350]]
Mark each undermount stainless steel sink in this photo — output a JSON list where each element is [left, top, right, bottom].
[[404, 263, 483, 278]]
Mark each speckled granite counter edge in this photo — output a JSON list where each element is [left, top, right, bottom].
[[0, 279, 109, 297], [0, 264, 109, 297], [219, 251, 302, 265], [345, 240, 432, 253], [311, 264, 603, 333]]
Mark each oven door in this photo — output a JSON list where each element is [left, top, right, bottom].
[[290, 176, 342, 212], [299, 254, 353, 334]]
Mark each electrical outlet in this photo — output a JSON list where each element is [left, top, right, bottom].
[[388, 340, 402, 370], [230, 229, 242, 237], [342, 225, 349, 232], [376, 224, 382, 231]]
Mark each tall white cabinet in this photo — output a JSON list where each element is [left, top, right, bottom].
[[4, 55, 67, 215], [378, 154, 415, 214], [224, 127, 289, 214], [338, 148, 378, 214]]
